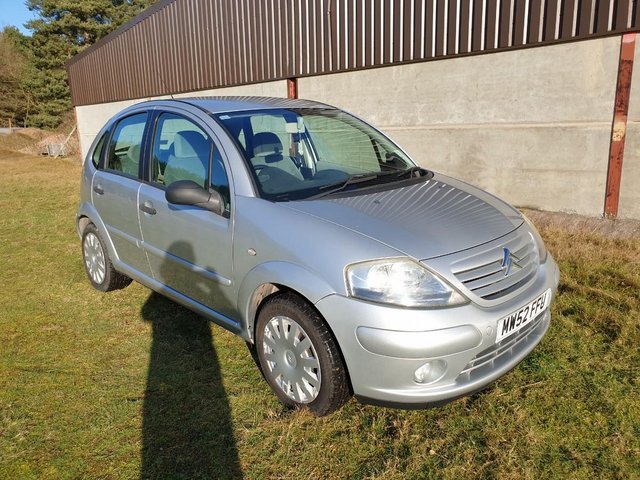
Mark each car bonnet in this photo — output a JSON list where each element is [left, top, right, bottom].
[[282, 173, 524, 260]]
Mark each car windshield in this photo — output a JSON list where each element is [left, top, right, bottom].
[[214, 108, 428, 201]]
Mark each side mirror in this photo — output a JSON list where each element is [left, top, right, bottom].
[[165, 180, 224, 216]]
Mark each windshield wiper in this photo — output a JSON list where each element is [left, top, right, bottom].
[[306, 168, 430, 200], [307, 173, 379, 199]]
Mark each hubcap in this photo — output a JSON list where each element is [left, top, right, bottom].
[[83, 232, 106, 285], [284, 350, 296, 367], [262, 315, 321, 403]]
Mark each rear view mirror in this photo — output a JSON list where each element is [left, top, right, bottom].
[[165, 180, 224, 216], [285, 117, 305, 133]]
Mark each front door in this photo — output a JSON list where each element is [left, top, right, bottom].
[[138, 111, 235, 319]]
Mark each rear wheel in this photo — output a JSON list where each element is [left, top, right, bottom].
[[256, 293, 351, 416], [81, 223, 132, 292]]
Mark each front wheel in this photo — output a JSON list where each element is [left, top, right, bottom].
[[256, 293, 351, 416]]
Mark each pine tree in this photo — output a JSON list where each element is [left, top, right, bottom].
[[25, 0, 158, 128], [0, 27, 34, 128]]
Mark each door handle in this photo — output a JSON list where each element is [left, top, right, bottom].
[[93, 184, 104, 195], [139, 201, 157, 215]]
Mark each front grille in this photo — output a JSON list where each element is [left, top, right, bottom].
[[459, 311, 546, 378], [451, 230, 538, 301]]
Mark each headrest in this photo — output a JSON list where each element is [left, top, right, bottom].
[[174, 130, 209, 157], [127, 143, 141, 162], [253, 132, 283, 156]]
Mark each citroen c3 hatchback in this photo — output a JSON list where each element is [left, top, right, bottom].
[[78, 97, 559, 416]]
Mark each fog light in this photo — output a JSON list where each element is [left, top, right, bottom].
[[414, 360, 447, 384]]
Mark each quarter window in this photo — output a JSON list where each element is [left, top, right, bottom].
[[106, 113, 147, 177], [91, 132, 107, 168]]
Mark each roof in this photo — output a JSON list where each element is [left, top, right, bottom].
[[179, 96, 333, 114]]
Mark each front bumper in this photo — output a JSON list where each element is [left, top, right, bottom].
[[314, 255, 560, 408]]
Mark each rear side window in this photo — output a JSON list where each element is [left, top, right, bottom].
[[106, 113, 148, 178]]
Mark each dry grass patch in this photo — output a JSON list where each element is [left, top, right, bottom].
[[0, 155, 638, 479]]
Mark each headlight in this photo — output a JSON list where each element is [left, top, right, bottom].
[[345, 259, 468, 308], [522, 214, 548, 263]]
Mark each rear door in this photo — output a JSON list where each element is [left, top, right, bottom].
[[91, 111, 152, 277], [137, 110, 236, 321]]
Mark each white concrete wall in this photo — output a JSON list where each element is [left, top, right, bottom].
[[75, 80, 288, 159], [299, 37, 621, 217]]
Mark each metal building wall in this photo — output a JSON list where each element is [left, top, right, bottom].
[[67, 0, 640, 106]]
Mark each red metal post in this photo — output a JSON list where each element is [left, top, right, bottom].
[[287, 78, 298, 99], [604, 33, 636, 218]]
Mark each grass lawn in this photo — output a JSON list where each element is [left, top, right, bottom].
[[0, 152, 638, 479]]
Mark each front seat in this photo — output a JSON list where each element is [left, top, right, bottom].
[[164, 131, 210, 187], [250, 132, 303, 180]]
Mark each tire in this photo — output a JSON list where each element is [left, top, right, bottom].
[[81, 223, 132, 292], [255, 292, 351, 416]]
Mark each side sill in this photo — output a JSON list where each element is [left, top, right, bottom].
[[113, 260, 246, 339]]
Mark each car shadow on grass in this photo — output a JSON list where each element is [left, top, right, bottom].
[[140, 291, 242, 479]]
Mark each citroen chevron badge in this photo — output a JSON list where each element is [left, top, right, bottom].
[[501, 247, 513, 276]]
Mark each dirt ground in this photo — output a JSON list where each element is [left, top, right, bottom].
[[0, 124, 80, 159]]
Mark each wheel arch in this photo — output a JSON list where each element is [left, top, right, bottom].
[[238, 261, 338, 343], [77, 215, 91, 237], [239, 263, 354, 398], [76, 202, 119, 263]]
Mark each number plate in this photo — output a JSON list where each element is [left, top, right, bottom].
[[496, 289, 551, 343]]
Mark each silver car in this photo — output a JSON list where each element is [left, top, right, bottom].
[[77, 97, 559, 416]]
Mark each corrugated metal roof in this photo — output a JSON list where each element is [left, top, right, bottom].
[[67, 0, 640, 106]]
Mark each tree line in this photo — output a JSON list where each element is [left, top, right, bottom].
[[0, 0, 157, 129]]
